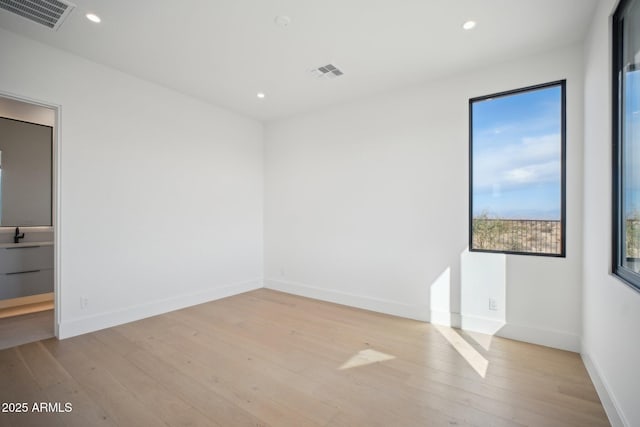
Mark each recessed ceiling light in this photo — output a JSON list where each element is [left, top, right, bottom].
[[257, 92, 266, 99], [463, 20, 476, 30], [86, 13, 101, 23], [275, 15, 291, 27]]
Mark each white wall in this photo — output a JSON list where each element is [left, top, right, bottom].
[[0, 28, 264, 338], [582, 1, 640, 426], [265, 44, 584, 352]]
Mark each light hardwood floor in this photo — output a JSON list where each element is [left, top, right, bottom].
[[0, 289, 609, 426]]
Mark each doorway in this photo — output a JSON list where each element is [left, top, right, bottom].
[[0, 94, 59, 349]]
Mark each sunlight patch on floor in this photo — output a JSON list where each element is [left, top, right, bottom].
[[462, 329, 493, 351], [434, 325, 488, 377], [339, 349, 396, 370]]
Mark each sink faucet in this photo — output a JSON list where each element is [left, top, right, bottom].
[[14, 227, 24, 244]]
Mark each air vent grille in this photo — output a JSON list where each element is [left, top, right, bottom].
[[0, 0, 76, 30], [310, 63, 344, 79]]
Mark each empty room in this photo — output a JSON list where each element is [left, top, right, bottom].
[[0, 0, 638, 426]]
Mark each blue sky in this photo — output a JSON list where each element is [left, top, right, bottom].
[[472, 85, 562, 220], [624, 70, 640, 218]]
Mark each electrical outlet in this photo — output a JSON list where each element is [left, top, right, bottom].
[[80, 297, 89, 310], [488, 298, 498, 311]]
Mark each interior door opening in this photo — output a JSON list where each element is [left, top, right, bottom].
[[0, 94, 58, 349]]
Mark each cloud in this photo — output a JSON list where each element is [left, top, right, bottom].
[[473, 133, 561, 192], [503, 160, 560, 185]]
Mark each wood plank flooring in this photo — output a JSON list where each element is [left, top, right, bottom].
[[0, 289, 609, 426]]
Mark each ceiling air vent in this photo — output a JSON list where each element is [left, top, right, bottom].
[[0, 0, 76, 31], [310, 63, 344, 79]]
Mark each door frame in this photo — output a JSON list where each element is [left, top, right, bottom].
[[0, 90, 62, 339]]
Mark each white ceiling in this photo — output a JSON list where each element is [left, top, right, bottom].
[[0, 0, 598, 121]]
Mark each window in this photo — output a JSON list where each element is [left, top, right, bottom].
[[613, 0, 640, 292], [469, 81, 566, 256]]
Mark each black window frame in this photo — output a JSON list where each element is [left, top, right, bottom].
[[612, 0, 640, 292], [468, 80, 567, 257]]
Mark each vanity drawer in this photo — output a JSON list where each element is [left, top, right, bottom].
[[0, 245, 53, 273], [0, 268, 53, 299]]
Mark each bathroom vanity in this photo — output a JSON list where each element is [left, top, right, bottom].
[[0, 241, 53, 299]]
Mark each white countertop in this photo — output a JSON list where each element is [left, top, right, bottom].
[[0, 241, 53, 249]]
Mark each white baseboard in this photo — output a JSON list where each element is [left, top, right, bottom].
[[460, 314, 505, 335], [442, 314, 578, 353], [582, 352, 628, 427], [265, 279, 430, 322], [496, 322, 581, 352], [266, 279, 579, 352], [430, 310, 461, 327], [58, 280, 263, 339]]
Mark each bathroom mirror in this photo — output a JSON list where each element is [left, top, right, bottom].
[[0, 117, 52, 227]]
